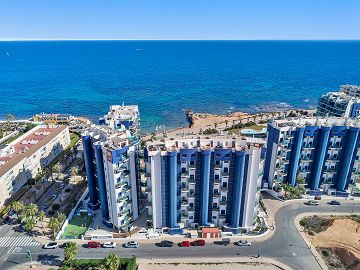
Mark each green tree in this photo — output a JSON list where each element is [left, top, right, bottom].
[[105, 253, 120, 270], [24, 218, 36, 232], [37, 211, 46, 229], [24, 204, 39, 218], [53, 163, 62, 175], [69, 166, 78, 177], [48, 217, 60, 239], [282, 183, 292, 198], [58, 213, 66, 223], [10, 201, 24, 218], [64, 242, 78, 262]]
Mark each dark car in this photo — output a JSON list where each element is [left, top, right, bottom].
[[158, 240, 174, 247], [191, 240, 205, 246], [214, 238, 230, 246], [328, 200, 341, 205]]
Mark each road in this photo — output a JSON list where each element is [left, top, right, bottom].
[[1, 199, 359, 270]]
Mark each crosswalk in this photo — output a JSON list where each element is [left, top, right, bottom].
[[0, 236, 40, 247]]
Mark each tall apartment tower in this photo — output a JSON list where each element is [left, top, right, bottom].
[[263, 117, 360, 193], [317, 85, 360, 118], [145, 135, 265, 234], [82, 105, 141, 231]]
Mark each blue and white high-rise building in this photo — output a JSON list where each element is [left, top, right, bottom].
[[317, 85, 360, 118], [145, 135, 265, 233], [82, 105, 141, 231], [263, 117, 360, 193]]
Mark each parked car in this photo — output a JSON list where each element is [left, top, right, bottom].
[[52, 194, 58, 201], [214, 238, 230, 246], [178, 241, 190, 247], [60, 183, 67, 189], [306, 200, 319, 206], [124, 241, 139, 248], [42, 242, 58, 249], [314, 195, 322, 200], [87, 241, 101, 249], [157, 240, 174, 247], [102, 241, 116, 248], [236, 240, 251, 246], [43, 204, 49, 210], [191, 240, 205, 246], [328, 200, 341, 205]]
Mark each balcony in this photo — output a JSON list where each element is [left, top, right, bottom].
[[181, 212, 188, 218], [187, 206, 195, 212], [214, 178, 221, 184], [188, 192, 195, 198], [219, 214, 226, 219], [181, 171, 189, 177], [220, 200, 227, 205], [145, 201, 152, 208], [118, 206, 129, 215], [181, 200, 189, 206], [221, 171, 229, 177], [213, 192, 220, 197], [188, 178, 196, 183], [212, 206, 219, 211], [181, 186, 189, 192], [220, 186, 228, 191], [303, 144, 315, 149]]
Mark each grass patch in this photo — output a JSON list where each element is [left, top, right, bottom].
[[68, 132, 80, 150], [300, 216, 333, 233], [62, 214, 93, 239]]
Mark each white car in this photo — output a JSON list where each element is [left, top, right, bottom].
[[307, 200, 319, 206], [124, 241, 139, 248], [43, 242, 58, 249], [102, 241, 116, 248], [237, 240, 251, 246]]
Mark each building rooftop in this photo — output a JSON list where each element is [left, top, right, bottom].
[[0, 125, 68, 177], [271, 117, 360, 128], [146, 134, 265, 153], [104, 104, 139, 122], [83, 125, 129, 150]]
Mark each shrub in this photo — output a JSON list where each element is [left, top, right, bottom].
[[299, 219, 307, 227], [203, 128, 218, 135], [125, 257, 137, 270], [322, 249, 330, 257]]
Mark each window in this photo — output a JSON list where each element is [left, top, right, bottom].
[[221, 196, 226, 201], [220, 210, 226, 215], [215, 174, 220, 180], [213, 203, 218, 208], [190, 161, 195, 166], [215, 160, 220, 165], [224, 167, 229, 173], [212, 216, 217, 220], [189, 203, 194, 208], [222, 182, 228, 188]]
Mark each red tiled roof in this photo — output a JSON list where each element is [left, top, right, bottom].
[[202, 227, 220, 233]]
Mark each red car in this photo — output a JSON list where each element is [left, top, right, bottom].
[[87, 241, 101, 248], [178, 241, 190, 247], [191, 240, 205, 246]]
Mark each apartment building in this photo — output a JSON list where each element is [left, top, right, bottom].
[[263, 117, 360, 193], [0, 125, 70, 207], [145, 135, 265, 234], [317, 85, 360, 118]]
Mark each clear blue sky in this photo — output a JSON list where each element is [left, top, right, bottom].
[[1, 0, 359, 40]]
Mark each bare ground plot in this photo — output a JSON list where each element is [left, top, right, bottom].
[[139, 262, 286, 270], [302, 217, 360, 270]]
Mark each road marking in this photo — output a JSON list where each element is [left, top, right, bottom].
[[0, 237, 40, 247], [292, 252, 296, 256]]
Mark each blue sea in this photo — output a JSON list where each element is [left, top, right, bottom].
[[1, 41, 360, 131]]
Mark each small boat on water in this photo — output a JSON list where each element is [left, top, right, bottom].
[[303, 98, 310, 102]]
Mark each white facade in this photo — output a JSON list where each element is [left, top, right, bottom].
[[0, 125, 70, 207]]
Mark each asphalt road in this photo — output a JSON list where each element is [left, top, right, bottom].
[[1, 200, 359, 270]]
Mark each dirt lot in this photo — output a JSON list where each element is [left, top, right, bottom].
[[302, 217, 360, 269], [139, 262, 285, 270]]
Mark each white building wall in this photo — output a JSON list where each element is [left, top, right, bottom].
[[150, 152, 162, 229]]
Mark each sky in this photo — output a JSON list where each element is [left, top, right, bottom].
[[0, 0, 359, 40]]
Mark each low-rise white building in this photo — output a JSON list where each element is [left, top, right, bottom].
[[0, 125, 71, 207]]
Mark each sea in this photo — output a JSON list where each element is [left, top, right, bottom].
[[1, 40, 360, 132]]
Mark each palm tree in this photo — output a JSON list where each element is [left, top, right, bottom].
[[24, 204, 39, 218], [24, 218, 36, 232], [64, 242, 78, 262], [282, 183, 292, 198], [105, 253, 120, 270], [69, 166, 78, 177], [5, 114, 15, 129], [48, 217, 60, 240], [53, 163, 62, 176], [37, 211, 46, 229], [10, 201, 24, 218], [57, 213, 66, 223]]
